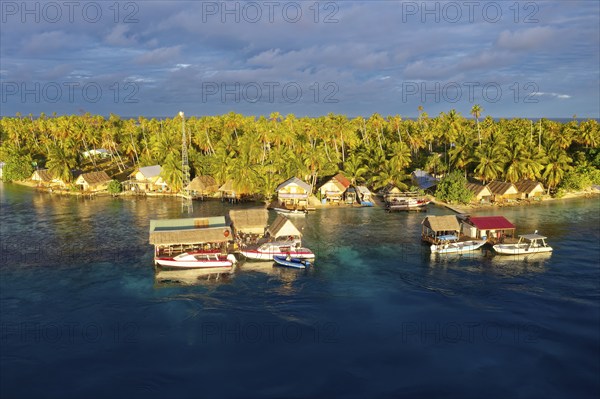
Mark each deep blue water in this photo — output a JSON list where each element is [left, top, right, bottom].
[[1, 182, 599, 399]]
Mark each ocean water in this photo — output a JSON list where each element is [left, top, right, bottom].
[[1, 182, 599, 399]]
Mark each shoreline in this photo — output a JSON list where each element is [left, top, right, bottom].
[[7, 180, 599, 211], [433, 188, 600, 214]]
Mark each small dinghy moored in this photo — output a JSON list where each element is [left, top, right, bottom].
[[273, 255, 311, 269]]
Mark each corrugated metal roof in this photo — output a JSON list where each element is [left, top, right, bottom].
[[466, 182, 491, 196], [276, 177, 311, 193], [515, 180, 544, 194], [136, 165, 162, 179], [467, 216, 515, 230], [487, 181, 518, 195], [356, 186, 372, 195], [332, 173, 351, 188]]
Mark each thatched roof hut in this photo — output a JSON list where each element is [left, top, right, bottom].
[[75, 171, 111, 192], [421, 215, 461, 244], [266, 214, 302, 238], [187, 175, 218, 192], [422, 215, 460, 233], [229, 209, 268, 235], [149, 216, 232, 246]]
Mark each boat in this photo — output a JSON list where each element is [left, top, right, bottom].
[[240, 241, 315, 261], [430, 236, 487, 254], [272, 207, 308, 216], [493, 232, 553, 255], [273, 255, 311, 269], [155, 266, 234, 285], [155, 251, 238, 268], [386, 197, 431, 211]]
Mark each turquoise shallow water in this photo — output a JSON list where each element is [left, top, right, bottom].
[[1, 182, 599, 398]]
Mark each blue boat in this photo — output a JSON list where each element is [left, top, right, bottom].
[[273, 255, 311, 269]]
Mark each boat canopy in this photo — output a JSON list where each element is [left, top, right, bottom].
[[519, 233, 547, 240]]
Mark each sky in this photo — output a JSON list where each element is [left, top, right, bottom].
[[1, 0, 599, 118]]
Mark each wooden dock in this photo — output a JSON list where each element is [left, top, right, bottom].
[[432, 201, 469, 215]]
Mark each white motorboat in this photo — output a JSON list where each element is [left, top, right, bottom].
[[430, 238, 487, 254], [240, 241, 315, 261], [493, 233, 553, 255], [386, 197, 430, 211], [272, 207, 308, 216], [155, 251, 237, 268]]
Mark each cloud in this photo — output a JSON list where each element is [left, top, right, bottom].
[[105, 25, 137, 46], [40, 64, 74, 80], [22, 31, 75, 54], [532, 92, 571, 99], [134, 46, 182, 65], [496, 27, 557, 51]]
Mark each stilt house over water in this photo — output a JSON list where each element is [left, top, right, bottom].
[[276, 177, 311, 210], [187, 176, 218, 199], [229, 209, 269, 237], [149, 216, 233, 260], [319, 173, 351, 203], [421, 215, 461, 244], [461, 216, 516, 243]]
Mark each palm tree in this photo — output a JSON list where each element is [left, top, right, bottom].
[[471, 104, 483, 146], [473, 142, 506, 184], [542, 143, 572, 193], [47, 142, 76, 183], [342, 153, 368, 184]]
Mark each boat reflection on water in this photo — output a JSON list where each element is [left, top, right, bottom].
[[428, 249, 551, 276], [488, 251, 551, 276], [238, 261, 279, 275], [429, 250, 485, 262], [154, 265, 235, 287], [238, 260, 308, 295]]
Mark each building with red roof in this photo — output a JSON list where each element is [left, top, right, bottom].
[[461, 215, 516, 243], [319, 173, 352, 203]]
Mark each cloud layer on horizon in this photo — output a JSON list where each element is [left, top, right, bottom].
[[1, 0, 598, 118]]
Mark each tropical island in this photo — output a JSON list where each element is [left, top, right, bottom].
[[1, 108, 599, 206]]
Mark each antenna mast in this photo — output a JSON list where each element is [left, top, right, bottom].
[[180, 111, 192, 213]]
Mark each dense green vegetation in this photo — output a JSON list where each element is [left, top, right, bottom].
[[1, 110, 598, 199], [107, 180, 122, 194], [435, 171, 474, 204]]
